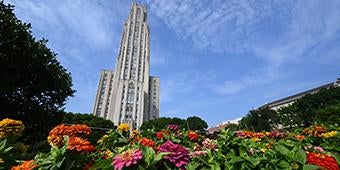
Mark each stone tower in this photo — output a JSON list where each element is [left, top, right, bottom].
[[93, 2, 160, 129]]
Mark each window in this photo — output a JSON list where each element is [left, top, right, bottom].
[[127, 83, 135, 104]]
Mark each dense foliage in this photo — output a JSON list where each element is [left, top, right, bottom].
[[1, 118, 340, 170], [0, 1, 74, 145], [278, 87, 340, 129], [239, 108, 279, 131], [140, 116, 208, 131], [239, 87, 340, 132]]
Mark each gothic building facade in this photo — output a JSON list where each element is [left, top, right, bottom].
[[93, 2, 159, 129]]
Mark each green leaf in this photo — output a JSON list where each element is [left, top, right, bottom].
[[244, 157, 260, 167], [172, 138, 181, 143], [212, 163, 221, 170], [229, 156, 244, 164], [3, 146, 13, 153], [274, 144, 290, 157], [186, 162, 200, 170], [90, 159, 113, 170], [294, 149, 306, 164], [153, 152, 170, 163], [277, 160, 290, 169], [302, 165, 322, 170], [330, 152, 340, 165]]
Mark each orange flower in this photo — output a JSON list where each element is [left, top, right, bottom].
[[140, 137, 155, 147], [188, 131, 199, 141], [302, 126, 327, 137], [307, 152, 339, 170], [11, 160, 37, 170], [67, 137, 96, 153], [48, 124, 91, 147], [295, 135, 305, 140]]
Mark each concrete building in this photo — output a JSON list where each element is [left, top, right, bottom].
[[261, 78, 340, 111], [93, 2, 160, 129]]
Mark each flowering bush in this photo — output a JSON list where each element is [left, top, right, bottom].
[[1, 118, 340, 170]]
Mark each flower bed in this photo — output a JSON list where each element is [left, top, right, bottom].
[[1, 118, 339, 170]]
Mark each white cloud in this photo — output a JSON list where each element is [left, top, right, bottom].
[[146, 0, 295, 53]]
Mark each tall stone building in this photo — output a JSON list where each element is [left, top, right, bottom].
[[93, 2, 160, 129]]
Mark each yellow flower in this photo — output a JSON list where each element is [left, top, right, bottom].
[[0, 118, 25, 139], [117, 123, 130, 132], [321, 131, 337, 138], [251, 137, 261, 142], [97, 134, 109, 144], [260, 148, 267, 153], [130, 130, 140, 141], [103, 149, 113, 158]]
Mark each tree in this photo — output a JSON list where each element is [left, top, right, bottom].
[[278, 87, 340, 128], [140, 116, 209, 132], [186, 116, 208, 131], [140, 117, 186, 131], [239, 107, 278, 132], [0, 2, 74, 144]]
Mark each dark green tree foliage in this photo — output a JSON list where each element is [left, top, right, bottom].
[[140, 117, 186, 131], [224, 123, 240, 131], [278, 87, 340, 128], [0, 2, 74, 143], [314, 103, 340, 125], [62, 112, 116, 143], [186, 116, 208, 131], [140, 116, 208, 131], [239, 107, 278, 132]]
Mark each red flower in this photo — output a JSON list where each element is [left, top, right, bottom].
[[139, 138, 155, 147], [307, 152, 339, 170], [188, 131, 199, 141], [156, 130, 170, 140], [67, 137, 96, 153]]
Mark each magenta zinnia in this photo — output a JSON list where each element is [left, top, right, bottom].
[[112, 149, 142, 170], [159, 140, 190, 169], [167, 124, 179, 131]]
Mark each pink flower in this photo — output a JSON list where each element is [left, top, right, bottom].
[[314, 146, 325, 153], [159, 140, 190, 169], [190, 150, 208, 158], [167, 124, 179, 131], [268, 131, 286, 139], [202, 138, 217, 150], [112, 149, 142, 170]]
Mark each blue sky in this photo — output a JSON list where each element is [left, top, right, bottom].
[[6, 0, 340, 127]]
